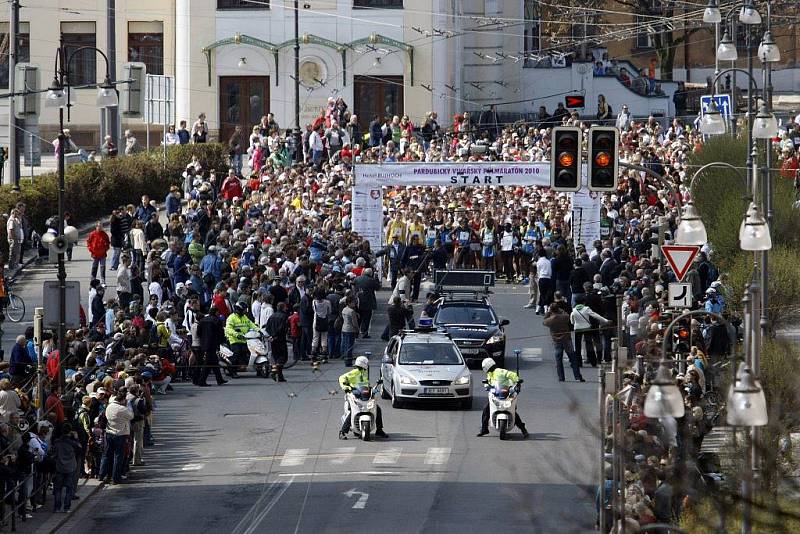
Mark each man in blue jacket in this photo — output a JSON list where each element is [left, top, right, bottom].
[[10, 335, 33, 382], [165, 186, 181, 217]]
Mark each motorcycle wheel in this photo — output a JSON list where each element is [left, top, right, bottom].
[[362, 421, 371, 442], [498, 420, 508, 441]]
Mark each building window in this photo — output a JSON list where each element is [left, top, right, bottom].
[[129, 22, 164, 75], [353, 0, 403, 8], [217, 0, 269, 8], [62, 22, 97, 86], [523, 0, 540, 67], [0, 22, 30, 89], [635, 15, 655, 49]]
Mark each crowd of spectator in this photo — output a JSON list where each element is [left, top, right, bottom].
[[2, 89, 800, 530]]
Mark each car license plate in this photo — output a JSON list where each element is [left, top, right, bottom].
[[460, 348, 479, 354], [424, 387, 449, 395]]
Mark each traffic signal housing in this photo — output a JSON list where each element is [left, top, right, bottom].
[[587, 126, 619, 192], [121, 63, 146, 118], [550, 126, 582, 192]]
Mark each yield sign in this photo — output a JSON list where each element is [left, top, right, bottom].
[[661, 245, 700, 282]]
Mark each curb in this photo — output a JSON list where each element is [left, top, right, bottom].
[[34, 479, 104, 534]]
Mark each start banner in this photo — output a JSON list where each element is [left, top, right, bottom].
[[354, 162, 551, 187]]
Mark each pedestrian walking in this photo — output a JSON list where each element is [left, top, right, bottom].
[[543, 303, 585, 382]]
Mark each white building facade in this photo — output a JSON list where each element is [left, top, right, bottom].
[[178, 0, 464, 141]]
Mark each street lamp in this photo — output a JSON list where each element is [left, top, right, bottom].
[[757, 30, 780, 63], [644, 360, 685, 418], [752, 103, 778, 139], [700, 100, 727, 135], [97, 76, 119, 108], [717, 31, 738, 61], [740, 204, 772, 251], [675, 202, 708, 246], [47, 42, 118, 387], [727, 363, 768, 427], [45, 78, 68, 108], [738, 1, 762, 25], [703, 0, 722, 23]]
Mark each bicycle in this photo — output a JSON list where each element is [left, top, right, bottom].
[[2, 278, 25, 323]]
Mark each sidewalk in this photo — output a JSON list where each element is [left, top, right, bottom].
[[0, 221, 133, 532], [1, 479, 102, 534]]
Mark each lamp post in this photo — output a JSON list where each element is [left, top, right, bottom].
[[727, 360, 769, 534], [45, 43, 118, 386], [757, 1, 779, 342]]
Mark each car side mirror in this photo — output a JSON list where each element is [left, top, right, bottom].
[[381, 355, 392, 365], [499, 318, 510, 326]]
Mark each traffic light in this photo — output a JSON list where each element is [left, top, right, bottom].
[[550, 126, 582, 192], [14, 64, 40, 119], [121, 62, 146, 118], [587, 126, 619, 192]]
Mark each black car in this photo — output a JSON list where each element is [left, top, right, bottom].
[[433, 299, 508, 368]]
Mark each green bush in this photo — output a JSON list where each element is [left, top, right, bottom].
[[690, 137, 800, 270], [690, 137, 800, 333], [0, 143, 229, 260]]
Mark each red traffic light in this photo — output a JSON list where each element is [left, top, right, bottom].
[[594, 152, 611, 167], [558, 152, 575, 167]]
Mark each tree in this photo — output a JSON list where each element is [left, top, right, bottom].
[[613, 0, 705, 81]]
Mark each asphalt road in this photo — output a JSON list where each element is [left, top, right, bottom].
[[49, 283, 600, 534]]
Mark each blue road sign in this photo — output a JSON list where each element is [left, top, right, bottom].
[[700, 94, 732, 119]]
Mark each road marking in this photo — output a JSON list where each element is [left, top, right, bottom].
[[278, 471, 395, 477], [180, 463, 204, 471], [280, 448, 309, 467], [424, 447, 451, 465], [330, 447, 356, 465], [232, 476, 295, 534], [373, 447, 402, 464], [344, 488, 370, 509]]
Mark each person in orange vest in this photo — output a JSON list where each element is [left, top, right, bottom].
[[86, 223, 111, 285]]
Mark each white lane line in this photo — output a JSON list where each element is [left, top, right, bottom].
[[180, 463, 204, 471], [280, 448, 309, 467], [278, 471, 395, 477], [520, 347, 543, 361], [330, 447, 356, 465], [373, 447, 402, 464], [424, 447, 451, 465]]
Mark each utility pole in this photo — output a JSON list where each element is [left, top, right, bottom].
[[8, 0, 20, 190], [107, 0, 119, 150], [294, 0, 300, 130]]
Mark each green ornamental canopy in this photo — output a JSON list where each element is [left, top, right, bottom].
[[201, 32, 414, 87]]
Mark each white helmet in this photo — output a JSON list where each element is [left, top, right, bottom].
[[355, 356, 369, 370], [481, 358, 496, 373]]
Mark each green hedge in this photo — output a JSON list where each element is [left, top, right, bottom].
[[0, 143, 230, 260], [689, 137, 800, 331]]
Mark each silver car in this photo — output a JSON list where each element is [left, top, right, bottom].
[[379, 331, 473, 409]]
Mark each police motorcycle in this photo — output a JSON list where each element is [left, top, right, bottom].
[[342, 353, 382, 441], [482, 350, 523, 440], [343, 381, 382, 441], [219, 330, 270, 377]]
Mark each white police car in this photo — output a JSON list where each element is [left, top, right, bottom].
[[379, 319, 473, 409]]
